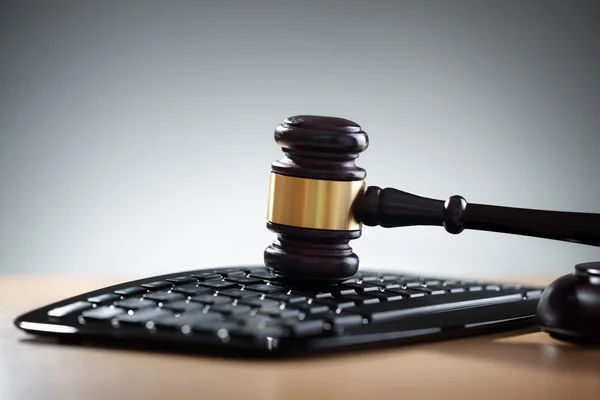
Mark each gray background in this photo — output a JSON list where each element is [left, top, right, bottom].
[[1, 1, 599, 281]]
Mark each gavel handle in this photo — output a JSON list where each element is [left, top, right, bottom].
[[355, 186, 600, 247]]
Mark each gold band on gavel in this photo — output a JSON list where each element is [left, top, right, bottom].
[[266, 173, 365, 231]]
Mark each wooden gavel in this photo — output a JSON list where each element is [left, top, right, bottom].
[[263, 115, 600, 283]]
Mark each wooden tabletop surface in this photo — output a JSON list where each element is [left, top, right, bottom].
[[2, 275, 600, 400]]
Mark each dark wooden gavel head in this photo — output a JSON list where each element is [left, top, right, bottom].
[[264, 115, 369, 283]]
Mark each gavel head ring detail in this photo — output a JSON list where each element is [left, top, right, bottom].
[[264, 115, 369, 283]]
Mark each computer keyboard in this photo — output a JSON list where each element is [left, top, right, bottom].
[[14, 265, 545, 357]]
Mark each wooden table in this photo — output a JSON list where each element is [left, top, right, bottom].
[[2, 275, 600, 400]]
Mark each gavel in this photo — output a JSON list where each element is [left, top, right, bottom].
[[264, 115, 600, 282], [263, 115, 600, 343]]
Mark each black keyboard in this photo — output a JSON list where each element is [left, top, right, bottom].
[[14, 265, 545, 357]]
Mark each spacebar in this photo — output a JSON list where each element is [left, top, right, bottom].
[[346, 291, 525, 323]]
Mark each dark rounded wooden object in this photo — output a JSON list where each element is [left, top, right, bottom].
[[270, 115, 368, 181], [264, 222, 361, 283], [536, 262, 600, 344], [265, 115, 368, 282]]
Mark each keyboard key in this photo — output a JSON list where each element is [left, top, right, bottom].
[[307, 312, 365, 329], [144, 291, 186, 303], [217, 288, 260, 299], [365, 281, 403, 290], [80, 306, 125, 322], [234, 314, 274, 329], [166, 276, 197, 284], [193, 321, 241, 335], [141, 281, 172, 290], [525, 289, 543, 300], [190, 294, 232, 305], [342, 294, 381, 305], [330, 314, 364, 328], [422, 280, 442, 286], [442, 280, 460, 285], [460, 280, 484, 286], [280, 319, 326, 338], [186, 310, 224, 321], [87, 293, 120, 304], [244, 284, 286, 294], [114, 287, 146, 296], [248, 269, 278, 280], [439, 285, 466, 293], [292, 303, 330, 315], [467, 285, 483, 291], [265, 293, 308, 304], [154, 311, 223, 331], [115, 298, 157, 310], [331, 287, 356, 296], [257, 304, 302, 319], [397, 275, 422, 282], [225, 270, 247, 277], [315, 298, 355, 310], [357, 275, 379, 282], [197, 280, 238, 290], [225, 276, 263, 285], [161, 300, 205, 313], [410, 286, 447, 295], [342, 277, 362, 284], [191, 272, 223, 280], [48, 301, 93, 318], [341, 283, 380, 294], [171, 284, 212, 296], [239, 297, 281, 309], [368, 291, 405, 302], [115, 308, 173, 327], [315, 292, 334, 299], [387, 288, 427, 298], [229, 326, 286, 340], [208, 304, 252, 316]]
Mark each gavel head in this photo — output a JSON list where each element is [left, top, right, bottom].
[[264, 115, 369, 283]]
